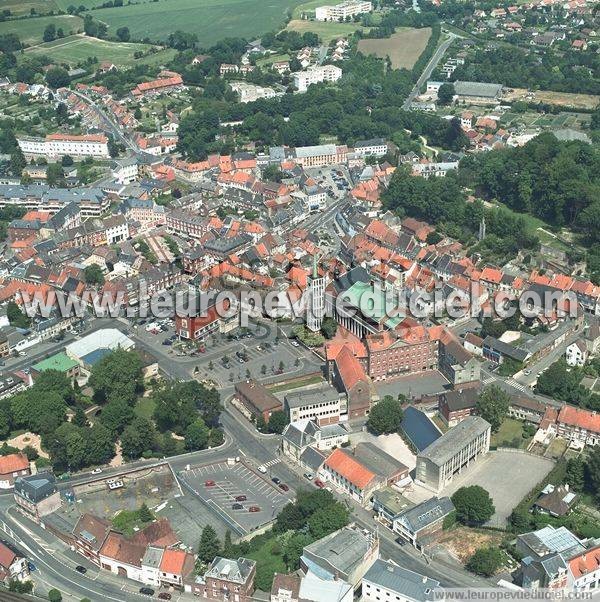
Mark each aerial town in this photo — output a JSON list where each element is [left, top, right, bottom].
[[0, 0, 599, 600]]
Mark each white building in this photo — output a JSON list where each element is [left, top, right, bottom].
[[566, 340, 588, 367], [229, 81, 282, 103], [104, 214, 129, 245], [18, 134, 110, 160], [362, 559, 440, 602], [292, 65, 342, 92], [315, 1, 372, 21], [353, 138, 388, 158], [111, 158, 139, 185], [293, 144, 348, 167]]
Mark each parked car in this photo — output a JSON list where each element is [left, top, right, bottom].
[[257, 465, 267, 474], [235, 495, 247, 502], [278, 483, 289, 492], [158, 594, 172, 601], [303, 472, 313, 480], [248, 506, 260, 512], [75, 565, 87, 574], [139, 587, 155, 596], [314, 479, 325, 488], [290, 340, 300, 347], [91, 468, 102, 475], [162, 339, 172, 346], [232, 503, 243, 510], [204, 480, 216, 487], [271, 477, 281, 485]]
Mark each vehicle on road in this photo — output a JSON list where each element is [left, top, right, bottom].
[[232, 503, 243, 510], [314, 479, 325, 488], [303, 472, 313, 480], [205, 480, 216, 487], [75, 565, 87, 574], [257, 465, 267, 473], [139, 587, 155, 596], [290, 340, 300, 347], [523, 369, 532, 375], [158, 594, 172, 600], [249, 506, 260, 512], [91, 468, 102, 475]]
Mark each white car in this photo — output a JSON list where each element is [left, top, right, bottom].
[[290, 340, 300, 347], [257, 465, 267, 474], [91, 468, 103, 475]]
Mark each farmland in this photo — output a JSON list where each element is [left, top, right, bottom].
[[0, 14, 83, 46], [358, 28, 432, 69], [54, 0, 308, 47], [504, 87, 600, 110], [25, 34, 177, 67], [2, 0, 59, 16]]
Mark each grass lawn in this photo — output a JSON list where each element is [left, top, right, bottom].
[[61, 0, 308, 46], [0, 14, 83, 46], [25, 35, 175, 67], [245, 535, 287, 589], [292, 0, 337, 18], [266, 374, 324, 394], [286, 18, 366, 42], [256, 53, 290, 67], [134, 396, 156, 420], [491, 418, 531, 450]]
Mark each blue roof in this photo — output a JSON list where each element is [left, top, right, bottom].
[[80, 347, 112, 366], [400, 406, 442, 452]]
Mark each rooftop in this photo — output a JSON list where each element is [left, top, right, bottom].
[[364, 559, 439, 601]]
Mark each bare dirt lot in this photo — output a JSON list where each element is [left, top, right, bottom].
[[437, 526, 504, 564], [358, 28, 432, 69], [504, 88, 600, 110]]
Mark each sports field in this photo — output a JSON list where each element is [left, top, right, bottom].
[[0, 14, 83, 46], [25, 34, 177, 67], [54, 0, 307, 46], [357, 27, 431, 69]]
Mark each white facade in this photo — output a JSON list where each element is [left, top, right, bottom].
[[105, 218, 129, 245], [292, 65, 343, 92], [315, 1, 372, 21], [566, 341, 588, 367], [111, 160, 139, 185], [229, 81, 281, 103], [18, 134, 109, 160], [353, 139, 388, 157]]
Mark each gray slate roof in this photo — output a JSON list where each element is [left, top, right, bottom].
[[363, 559, 439, 601]]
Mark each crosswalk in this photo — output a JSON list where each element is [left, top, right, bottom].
[[506, 378, 527, 393], [261, 458, 280, 469], [482, 375, 495, 385]]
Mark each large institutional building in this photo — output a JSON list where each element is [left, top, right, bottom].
[[315, 1, 372, 21], [415, 416, 491, 493], [292, 65, 343, 92], [17, 133, 110, 160]]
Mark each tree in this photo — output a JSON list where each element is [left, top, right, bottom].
[[437, 82, 455, 105], [86, 423, 115, 465], [262, 164, 283, 182], [566, 457, 585, 491], [451, 485, 495, 526], [367, 395, 403, 435], [267, 411, 288, 435], [84, 264, 105, 286], [99, 398, 134, 436], [7, 300, 30, 328], [48, 589, 63, 602], [43, 24, 57, 42], [12, 390, 66, 435], [320, 317, 337, 339], [116, 26, 130, 42], [308, 502, 349, 539], [10, 149, 26, 177], [466, 547, 503, 576], [138, 502, 153, 523], [61, 154, 73, 166], [198, 525, 220, 563], [283, 532, 312, 570], [89, 348, 143, 405], [476, 385, 510, 433], [46, 163, 66, 187], [34, 370, 74, 404], [586, 445, 600, 497], [121, 416, 156, 460], [45, 66, 70, 89], [275, 502, 305, 533], [185, 418, 209, 451]]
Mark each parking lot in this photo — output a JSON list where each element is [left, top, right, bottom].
[[178, 460, 293, 535]]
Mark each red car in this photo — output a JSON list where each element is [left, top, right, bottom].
[[158, 594, 172, 600], [248, 506, 261, 512], [235, 495, 247, 502], [278, 483, 289, 492], [205, 480, 216, 487], [314, 479, 325, 489]]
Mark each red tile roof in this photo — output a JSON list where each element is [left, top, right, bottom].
[[324, 448, 375, 489], [568, 546, 600, 579], [159, 549, 187, 574], [558, 405, 600, 434], [335, 345, 368, 391], [0, 542, 16, 570], [0, 453, 29, 475]]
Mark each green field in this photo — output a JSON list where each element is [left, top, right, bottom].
[[3, 0, 60, 16], [0, 14, 83, 45], [286, 18, 366, 42], [292, 0, 337, 18], [25, 34, 177, 67], [55, 0, 307, 46]]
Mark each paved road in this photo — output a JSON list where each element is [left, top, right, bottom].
[[403, 33, 457, 110]]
